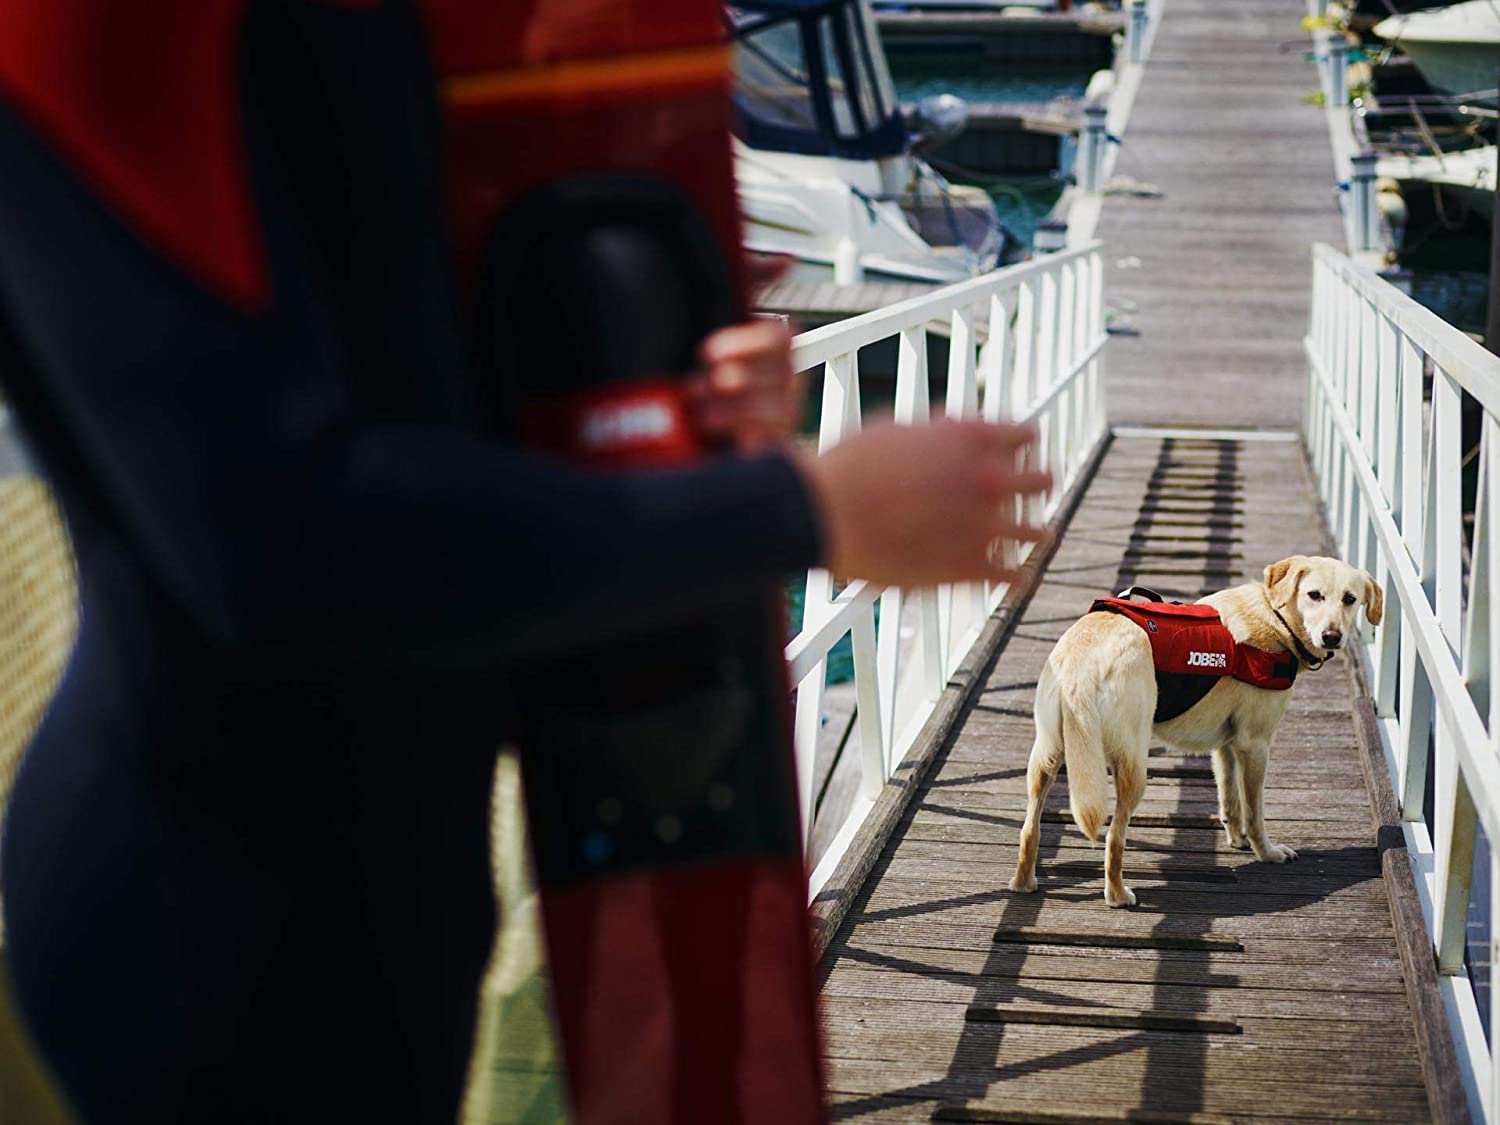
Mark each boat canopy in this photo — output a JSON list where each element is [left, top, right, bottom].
[[728, 0, 907, 161]]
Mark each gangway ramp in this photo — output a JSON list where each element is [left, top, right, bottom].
[[816, 430, 1441, 1123]]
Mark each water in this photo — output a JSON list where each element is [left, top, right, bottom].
[[1402, 232, 1490, 337], [971, 176, 1066, 247], [1407, 266, 1490, 338], [887, 53, 1088, 248], [786, 581, 856, 686], [887, 52, 1092, 106]]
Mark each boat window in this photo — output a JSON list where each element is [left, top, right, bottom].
[[729, 13, 820, 135], [844, 4, 888, 126], [814, 15, 861, 139]]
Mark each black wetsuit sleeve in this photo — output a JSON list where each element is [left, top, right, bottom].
[[0, 104, 823, 674]]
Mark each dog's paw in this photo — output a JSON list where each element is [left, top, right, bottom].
[[1255, 842, 1297, 863], [1105, 884, 1136, 908], [1009, 872, 1038, 894], [1220, 816, 1251, 850]]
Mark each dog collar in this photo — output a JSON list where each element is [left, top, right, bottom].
[[1271, 606, 1324, 671]]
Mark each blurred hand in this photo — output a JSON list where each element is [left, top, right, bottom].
[[687, 317, 805, 453], [799, 420, 1051, 587]]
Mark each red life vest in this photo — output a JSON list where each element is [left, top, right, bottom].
[[1089, 588, 1298, 722]]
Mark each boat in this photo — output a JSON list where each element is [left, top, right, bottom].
[[1377, 142, 1496, 221], [868, 1, 1059, 10], [1373, 1, 1500, 102], [729, 0, 1009, 284]]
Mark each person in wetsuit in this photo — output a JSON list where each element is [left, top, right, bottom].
[[0, 3, 1051, 1121]]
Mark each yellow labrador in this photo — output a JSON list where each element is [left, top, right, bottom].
[[1009, 555, 1383, 907]]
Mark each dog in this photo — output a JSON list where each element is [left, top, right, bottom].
[[1008, 555, 1383, 907]]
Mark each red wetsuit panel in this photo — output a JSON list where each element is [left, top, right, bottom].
[[0, 2, 266, 306], [422, 0, 724, 72]]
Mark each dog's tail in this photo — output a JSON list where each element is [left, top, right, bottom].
[[1058, 678, 1110, 843]]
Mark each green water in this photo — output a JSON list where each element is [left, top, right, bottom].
[[785, 581, 855, 685], [887, 53, 1086, 246], [1401, 228, 1490, 336], [887, 53, 1092, 106], [1408, 267, 1489, 337], [972, 177, 1067, 246]]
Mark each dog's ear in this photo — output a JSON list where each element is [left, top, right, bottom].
[[1263, 556, 1305, 606], [1361, 570, 1384, 626]]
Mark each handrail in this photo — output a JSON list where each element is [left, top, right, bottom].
[[1305, 242, 1499, 1123], [784, 242, 1109, 899]]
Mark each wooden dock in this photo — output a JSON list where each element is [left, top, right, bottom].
[[813, 2, 1460, 1120], [816, 433, 1453, 1122], [1093, 0, 1345, 429], [877, 10, 1122, 64]]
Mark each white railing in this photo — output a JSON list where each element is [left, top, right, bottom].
[[1306, 242, 1499, 1123], [785, 242, 1109, 899]]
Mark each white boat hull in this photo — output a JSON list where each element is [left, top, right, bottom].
[[735, 144, 989, 285], [1378, 145, 1496, 222], [1402, 38, 1500, 99], [1375, 1, 1500, 99]]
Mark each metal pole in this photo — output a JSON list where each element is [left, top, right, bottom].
[[1127, 1, 1148, 66], [1033, 218, 1068, 255], [1306, 0, 1327, 21], [1350, 151, 1379, 253], [1078, 104, 1108, 194], [1327, 38, 1348, 109]]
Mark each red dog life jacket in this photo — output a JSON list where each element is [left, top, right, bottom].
[[1089, 589, 1299, 722]]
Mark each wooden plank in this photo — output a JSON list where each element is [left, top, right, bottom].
[[834, 919, 1407, 961], [823, 1023, 1425, 1081], [992, 928, 1241, 953], [845, 905, 1397, 944], [964, 1006, 1241, 1035], [822, 998, 1430, 1056], [902, 818, 1379, 855], [834, 941, 1408, 994], [935, 1107, 1233, 1125], [825, 1056, 1432, 1122], [823, 967, 1414, 1023]]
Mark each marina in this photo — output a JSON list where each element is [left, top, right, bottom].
[[789, 0, 1493, 1121], [2, 0, 1499, 1121]]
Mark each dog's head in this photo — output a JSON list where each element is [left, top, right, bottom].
[[1263, 555, 1382, 661]]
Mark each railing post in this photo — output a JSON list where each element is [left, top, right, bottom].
[[1089, 249, 1106, 443], [850, 606, 886, 801], [1350, 151, 1379, 253], [1326, 37, 1348, 110], [1077, 105, 1108, 195], [1433, 367, 1472, 972], [1125, 0, 1149, 66]]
